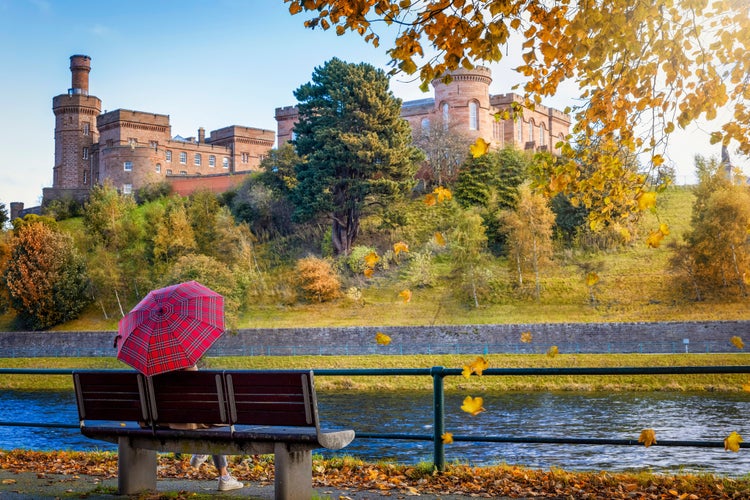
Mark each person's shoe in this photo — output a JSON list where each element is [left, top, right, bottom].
[[218, 475, 244, 491], [190, 454, 209, 468]]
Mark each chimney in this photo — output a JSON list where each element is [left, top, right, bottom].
[[69, 54, 91, 96], [198, 127, 205, 144]]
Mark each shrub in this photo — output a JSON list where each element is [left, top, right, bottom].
[[347, 245, 378, 274], [294, 256, 341, 302]]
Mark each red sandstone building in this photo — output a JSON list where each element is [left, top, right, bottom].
[[15, 56, 569, 219], [42, 55, 275, 205]]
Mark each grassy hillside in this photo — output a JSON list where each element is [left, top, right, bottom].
[[3, 186, 748, 332]]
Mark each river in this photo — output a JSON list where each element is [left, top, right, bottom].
[[2, 389, 749, 476]]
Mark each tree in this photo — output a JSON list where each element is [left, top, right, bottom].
[[500, 184, 555, 300], [449, 209, 490, 308], [2, 218, 91, 329], [0, 202, 8, 231], [413, 118, 470, 189], [291, 58, 423, 255], [286, 0, 750, 228]]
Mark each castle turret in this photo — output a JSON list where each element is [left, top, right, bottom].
[[50, 55, 101, 195], [432, 67, 492, 139]]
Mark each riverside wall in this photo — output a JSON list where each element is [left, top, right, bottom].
[[0, 321, 749, 358]]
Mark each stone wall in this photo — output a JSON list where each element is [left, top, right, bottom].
[[0, 321, 747, 358]]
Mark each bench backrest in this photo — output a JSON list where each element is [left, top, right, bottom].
[[225, 370, 319, 429], [73, 370, 148, 425], [147, 370, 228, 426]]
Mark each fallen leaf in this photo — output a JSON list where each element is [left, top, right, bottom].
[[724, 431, 743, 452], [375, 332, 391, 346], [731, 336, 744, 349], [399, 289, 412, 303], [520, 331, 532, 343], [546, 346, 559, 358]]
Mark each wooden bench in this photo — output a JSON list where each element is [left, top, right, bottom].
[[72, 369, 355, 500]]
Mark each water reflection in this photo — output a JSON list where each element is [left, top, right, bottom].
[[2, 390, 749, 475]]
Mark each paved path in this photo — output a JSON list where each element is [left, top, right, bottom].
[[0, 468, 503, 499]]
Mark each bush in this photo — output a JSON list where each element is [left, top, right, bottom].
[[294, 256, 341, 302], [347, 245, 378, 274]]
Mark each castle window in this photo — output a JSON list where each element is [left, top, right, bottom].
[[179, 152, 187, 164], [166, 169, 173, 175], [194, 153, 201, 166], [83, 171, 88, 184], [82, 147, 89, 160], [241, 153, 249, 163], [123, 161, 133, 171], [150, 141, 158, 151], [180, 170, 187, 176], [528, 121, 534, 141], [442, 103, 450, 128], [516, 119, 523, 142], [166, 150, 172, 162], [209, 155, 216, 167], [123, 184, 132, 195], [83, 122, 90, 136], [469, 101, 478, 130], [128, 138, 137, 146], [156, 163, 161, 173], [223, 157, 229, 169], [421, 118, 430, 134], [539, 125, 545, 146]]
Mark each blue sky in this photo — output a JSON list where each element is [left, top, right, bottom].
[[0, 0, 740, 208]]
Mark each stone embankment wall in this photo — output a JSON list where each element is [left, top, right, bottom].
[[0, 321, 748, 358]]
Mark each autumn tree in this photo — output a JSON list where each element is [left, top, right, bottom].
[[291, 58, 423, 255], [449, 209, 491, 308], [286, 0, 750, 233], [500, 183, 555, 300], [413, 118, 470, 189], [2, 217, 91, 330]]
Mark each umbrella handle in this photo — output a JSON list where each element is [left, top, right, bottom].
[[113, 335, 121, 349]]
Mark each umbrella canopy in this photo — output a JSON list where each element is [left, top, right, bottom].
[[115, 281, 224, 376]]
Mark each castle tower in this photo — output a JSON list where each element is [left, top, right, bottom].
[[51, 55, 101, 191], [432, 67, 492, 140]]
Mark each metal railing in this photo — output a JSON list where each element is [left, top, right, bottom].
[[1, 366, 750, 471]]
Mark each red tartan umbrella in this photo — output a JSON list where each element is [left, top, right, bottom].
[[115, 281, 224, 376]]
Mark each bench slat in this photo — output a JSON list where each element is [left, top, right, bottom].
[[73, 371, 148, 423], [147, 371, 228, 426]]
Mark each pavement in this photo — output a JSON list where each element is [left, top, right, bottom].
[[0, 468, 492, 500]]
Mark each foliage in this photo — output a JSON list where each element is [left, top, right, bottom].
[[0, 202, 8, 230], [42, 196, 84, 221], [231, 178, 296, 242], [134, 180, 172, 204], [500, 184, 556, 300], [291, 57, 424, 255], [412, 118, 469, 189], [1, 218, 91, 329], [448, 209, 490, 307], [294, 256, 342, 302], [258, 143, 301, 196], [346, 245, 378, 274], [403, 250, 437, 289], [286, 0, 750, 233]]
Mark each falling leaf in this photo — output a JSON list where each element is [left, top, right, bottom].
[[546, 346, 559, 358], [364, 251, 380, 268], [731, 336, 744, 349], [441, 432, 454, 444], [460, 396, 485, 416], [434, 232, 446, 246], [364, 268, 374, 278], [520, 331, 533, 343], [375, 332, 391, 346], [469, 137, 490, 157], [743, 381, 750, 392], [393, 241, 409, 255], [724, 431, 743, 452], [423, 193, 437, 206], [659, 223, 670, 235], [638, 429, 657, 447], [637, 191, 657, 211], [399, 289, 412, 303], [461, 365, 472, 379], [646, 229, 665, 248], [585, 272, 599, 287], [469, 356, 489, 376]]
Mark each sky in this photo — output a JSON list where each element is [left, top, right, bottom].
[[0, 0, 744, 208]]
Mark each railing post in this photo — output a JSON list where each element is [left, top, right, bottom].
[[431, 366, 446, 472]]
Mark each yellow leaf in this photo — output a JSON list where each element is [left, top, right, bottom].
[[638, 428, 657, 447], [585, 272, 599, 287], [460, 396, 485, 416], [546, 345, 559, 357], [434, 232, 446, 246], [743, 381, 750, 392], [441, 432, 454, 444], [393, 241, 409, 255], [659, 223, 670, 236], [375, 332, 391, 346], [520, 331, 532, 343], [646, 230, 664, 248], [423, 193, 436, 206], [724, 431, 743, 452], [399, 289, 412, 303], [731, 336, 744, 349], [461, 365, 472, 379], [364, 251, 380, 268], [637, 191, 657, 211], [364, 268, 374, 278], [468, 356, 489, 376], [469, 137, 490, 157], [433, 186, 452, 203]]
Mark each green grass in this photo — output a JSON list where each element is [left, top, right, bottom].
[[3, 353, 749, 392]]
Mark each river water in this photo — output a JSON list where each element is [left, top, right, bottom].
[[2, 389, 749, 476]]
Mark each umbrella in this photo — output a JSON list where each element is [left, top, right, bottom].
[[115, 280, 224, 376]]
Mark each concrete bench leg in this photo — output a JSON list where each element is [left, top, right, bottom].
[[117, 437, 157, 494], [274, 443, 312, 500]]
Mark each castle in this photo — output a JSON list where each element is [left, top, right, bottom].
[[11, 56, 571, 219]]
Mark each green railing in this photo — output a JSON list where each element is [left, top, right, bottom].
[[2, 366, 750, 470]]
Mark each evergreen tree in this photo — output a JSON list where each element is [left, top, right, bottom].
[[291, 58, 423, 255]]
